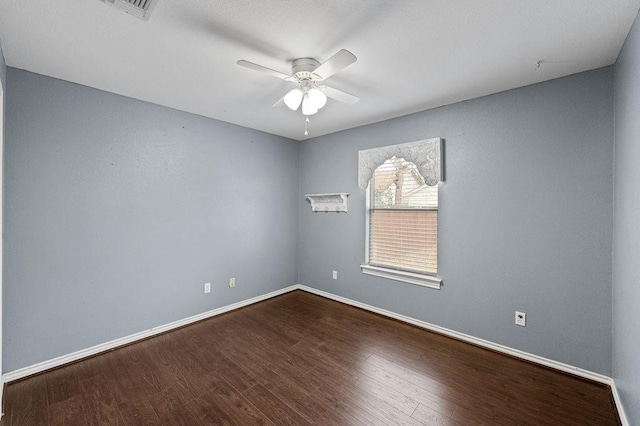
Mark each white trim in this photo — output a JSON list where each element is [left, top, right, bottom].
[[297, 285, 612, 385], [611, 380, 629, 426], [364, 181, 371, 262], [361, 264, 441, 289], [2, 285, 298, 383]]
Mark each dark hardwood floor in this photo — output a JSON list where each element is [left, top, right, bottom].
[[3, 290, 620, 425]]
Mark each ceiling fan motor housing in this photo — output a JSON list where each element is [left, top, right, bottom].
[[292, 58, 322, 81]]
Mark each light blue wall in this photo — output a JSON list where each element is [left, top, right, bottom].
[[3, 69, 299, 372], [299, 68, 614, 375], [613, 10, 640, 425], [1, 58, 620, 385]]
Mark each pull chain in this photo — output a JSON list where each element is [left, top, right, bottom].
[[304, 117, 310, 136]]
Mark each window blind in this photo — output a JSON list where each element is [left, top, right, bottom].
[[369, 157, 438, 275]]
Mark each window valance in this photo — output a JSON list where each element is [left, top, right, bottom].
[[358, 138, 442, 190]]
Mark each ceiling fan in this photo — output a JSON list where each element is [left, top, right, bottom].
[[237, 49, 360, 117]]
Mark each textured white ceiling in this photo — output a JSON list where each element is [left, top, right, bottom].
[[0, 1, 638, 140]]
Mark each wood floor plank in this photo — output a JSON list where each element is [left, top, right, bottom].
[[45, 364, 84, 406], [188, 395, 238, 425], [357, 354, 502, 423], [307, 363, 425, 426], [221, 345, 328, 423], [116, 399, 163, 425], [48, 393, 88, 426], [213, 352, 261, 393], [194, 378, 274, 426], [312, 409, 373, 426], [3, 290, 621, 425], [147, 386, 205, 426], [103, 349, 165, 403], [411, 403, 460, 426], [312, 355, 420, 416], [78, 369, 126, 425], [310, 380, 395, 426], [248, 299, 329, 347], [3, 374, 49, 426], [242, 383, 312, 426]]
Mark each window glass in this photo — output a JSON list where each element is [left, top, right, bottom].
[[369, 157, 438, 275]]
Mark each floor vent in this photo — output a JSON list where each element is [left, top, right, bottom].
[[100, 0, 157, 21]]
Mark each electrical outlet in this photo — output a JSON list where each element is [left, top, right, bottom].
[[515, 311, 526, 327], [332, 270, 338, 280], [229, 277, 236, 288], [204, 282, 211, 294]]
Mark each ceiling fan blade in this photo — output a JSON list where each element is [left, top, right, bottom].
[[319, 85, 360, 105], [312, 49, 357, 80], [272, 96, 286, 107], [237, 60, 294, 81]]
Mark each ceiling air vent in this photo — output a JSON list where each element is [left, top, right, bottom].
[[100, 0, 158, 21]]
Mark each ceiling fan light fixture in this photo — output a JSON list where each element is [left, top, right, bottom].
[[302, 93, 318, 115], [308, 87, 328, 110], [284, 88, 303, 110], [237, 49, 360, 122]]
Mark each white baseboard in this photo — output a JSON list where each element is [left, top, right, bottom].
[[2, 285, 299, 383], [2, 283, 627, 425], [611, 379, 629, 426], [297, 285, 613, 386]]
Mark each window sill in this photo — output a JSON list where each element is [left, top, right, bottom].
[[360, 265, 441, 289]]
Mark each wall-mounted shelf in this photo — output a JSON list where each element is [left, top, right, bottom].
[[305, 193, 349, 213]]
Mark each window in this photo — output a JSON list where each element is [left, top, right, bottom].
[[369, 156, 438, 272], [359, 139, 442, 288]]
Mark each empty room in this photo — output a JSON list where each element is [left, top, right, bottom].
[[0, 1, 639, 424]]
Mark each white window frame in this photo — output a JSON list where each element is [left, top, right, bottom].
[[361, 180, 442, 289]]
